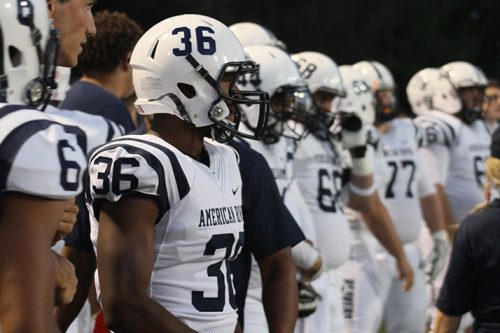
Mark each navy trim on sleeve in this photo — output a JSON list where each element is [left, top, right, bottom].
[[0, 119, 60, 189], [111, 137, 190, 201], [92, 143, 171, 216], [104, 118, 115, 142], [0, 104, 37, 119]]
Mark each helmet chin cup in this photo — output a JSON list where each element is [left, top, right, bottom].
[[25, 77, 47, 107], [458, 108, 481, 124], [210, 125, 235, 143]]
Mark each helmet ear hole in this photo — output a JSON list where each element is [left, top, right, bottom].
[[8, 46, 22, 67], [177, 83, 196, 99]]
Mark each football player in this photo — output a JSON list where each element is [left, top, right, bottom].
[[87, 14, 269, 333], [415, 61, 491, 230], [234, 44, 323, 333], [292, 52, 413, 332], [0, 0, 89, 331], [335, 61, 449, 333], [413, 61, 491, 333]]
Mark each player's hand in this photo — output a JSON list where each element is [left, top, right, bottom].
[[340, 112, 366, 150], [53, 250, 77, 306], [298, 280, 322, 317], [424, 230, 450, 282], [396, 256, 414, 292], [52, 198, 79, 245]]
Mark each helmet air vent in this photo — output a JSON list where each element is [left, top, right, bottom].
[[150, 39, 159, 59], [177, 83, 196, 99]]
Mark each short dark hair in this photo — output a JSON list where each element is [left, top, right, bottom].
[[487, 78, 500, 89], [78, 10, 143, 75]]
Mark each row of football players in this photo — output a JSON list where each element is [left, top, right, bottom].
[[0, 0, 497, 332], [226, 22, 497, 333], [1, 3, 324, 332]]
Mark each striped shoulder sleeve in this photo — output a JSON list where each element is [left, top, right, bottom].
[[88, 135, 192, 217], [0, 104, 87, 199], [45, 107, 124, 153], [414, 113, 459, 148]]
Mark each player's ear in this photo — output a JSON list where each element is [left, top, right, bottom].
[[47, 0, 56, 18], [120, 51, 133, 72]]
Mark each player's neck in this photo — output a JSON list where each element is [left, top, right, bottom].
[[377, 122, 391, 133], [80, 73, 127, 99], [149, 114, 204, 156]]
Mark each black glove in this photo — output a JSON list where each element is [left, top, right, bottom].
[[298, 280, 322, 318], [339, 111, 363, 131]]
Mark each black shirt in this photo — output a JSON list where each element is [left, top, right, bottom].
[[61, 81, 135, 133], [228, 139, 305, 324], [437, 199, 500, 326]]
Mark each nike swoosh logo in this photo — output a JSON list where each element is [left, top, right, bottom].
[[232, 186, 239, 195]]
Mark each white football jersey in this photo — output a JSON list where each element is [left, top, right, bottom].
[[416, 111, 491, 223], [371, 118, 432, 244], [247, 136, 295, 197], [88, 134, 243, 333], [245, 127, 315, 240], [0, 104, 87, 199], [293, 132, 351, 268], [45, 105, 124, 153]]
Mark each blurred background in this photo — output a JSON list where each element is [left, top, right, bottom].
[[93, 0, 500, 113]]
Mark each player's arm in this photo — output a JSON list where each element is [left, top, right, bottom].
[[436, 184, 458, 239], [53, 250, 77, 306], [55, 191, 97, 330], [432, 310, 461, 333], [0, 193, 64, 333], [52, 198, 79, 245], [359, 192, 414, 291], [258, 246, 298, 333], [340, 114, 377, 211], [419, 142, 455, 238], [54, 245, 96, 331], [97, 196, 196, 333]]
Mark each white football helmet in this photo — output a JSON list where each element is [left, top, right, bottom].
[[0, 0, 59, 108], [291, 51, 345, 98], [338, 65, 375, 126], [406, 67, 440, 116], [441, 61, 488, 89], [353, 60, 397, 122], [131, 14, 269, 142], [434, 61, 487, 123], [229, 22, 286, 50], [241, 45, 312, 143], [291, 51, 345, 131]]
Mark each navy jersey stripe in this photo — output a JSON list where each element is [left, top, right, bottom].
[[411, 122, 424, 148], [104, 118, 115, 142], [62, 125, 88, 154], [418, 117, 453, 147], [90, 143, 170, 215], [426, 118, 454, 147], [0, 119, 59, 190], [0, 104, 37, 120], [101, 136, 190, 201]]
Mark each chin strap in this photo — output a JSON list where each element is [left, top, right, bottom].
[[457, 108, 482, 124], [0, 21, 7, 103], [490, 186, 500, 202]]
